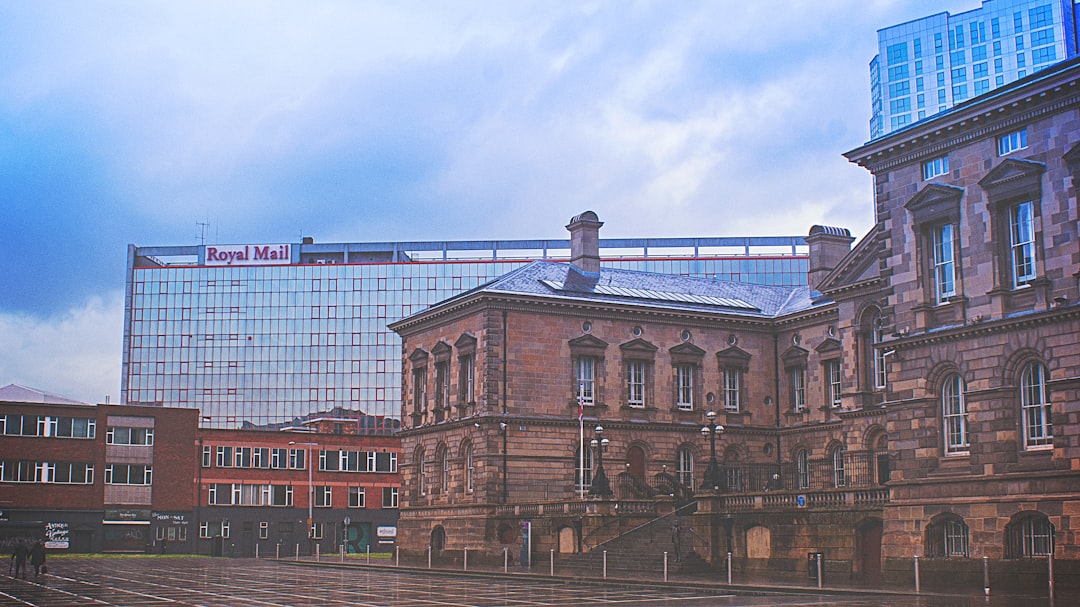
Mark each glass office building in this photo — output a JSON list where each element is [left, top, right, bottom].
[[870, 0, 1079, 138], [123, 236, 808, 433]]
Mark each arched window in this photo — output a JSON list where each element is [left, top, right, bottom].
[[872, 312, 887, 389], [416, 447, 427, 497], [436, 444, 449, 495], [463, 443, 474, 493], [676, 447, 694, 489], [430, 525, 446, 552], [1005, 512, 1054, 558], [1020, 361, 1052, 450], [927, 514, 969, 558], [575, 445, 594, 493], [796, 449, 810, 489], [831, 444, 846, 488], [941, 373, 969, 455]]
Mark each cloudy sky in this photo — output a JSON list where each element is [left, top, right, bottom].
[[1, 0, 975, 403]]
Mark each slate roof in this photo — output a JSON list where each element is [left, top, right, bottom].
[[0, 383, 89, 405], [442, 261, 826, 319]]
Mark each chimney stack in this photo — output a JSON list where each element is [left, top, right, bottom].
[[805, 225, 853, 291], [566, 211, 603, 274]]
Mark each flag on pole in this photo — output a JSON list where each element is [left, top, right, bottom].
[[578, 389, 585, 499]]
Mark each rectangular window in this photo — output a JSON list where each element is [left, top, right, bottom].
[[887, 42, 908, 65], [315, 486, 332, 508], [1030, 28, 1054, 47], [459, 354, 475, 403], [675, 364, 694, 411], [626, 360, 646, 407], [412, 367, 427, 412], [922, 155, 949, 180], [259, 521, 269, 540], [106, 427, 154, 446], [382, 487, 399, 508], [790, 367, 806, 412], [998, 128, 1027, 156], [889, 97, 911, 114], [933, 223, 957, 303], [826, 360, 842, 408], [1031, 47, 1056, 64], [723, 368, 741, 413], [951, 67, 967, 82], [887, 64, 909, 82], [349, 486, 366, 508], [943, 376, 969, 455], [576, 357, 596, 405], [1029, 5, 1052, 29], [972, 63, 988, 79], [1010, 201, 1036, 287]]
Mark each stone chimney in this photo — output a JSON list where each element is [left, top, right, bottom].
[[566, 211, 603, 274], [805, 225, 854, 291]]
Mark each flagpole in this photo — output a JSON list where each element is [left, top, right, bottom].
[[578, 385, 585, 500]]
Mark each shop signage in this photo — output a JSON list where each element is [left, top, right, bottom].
[[205, 244, 291, 266], [376, 526, 397, 538], [152, 512, 189, 524], [45, 522, 69, 549]]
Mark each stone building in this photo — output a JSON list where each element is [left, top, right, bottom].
[[390, 56, 1080, 591]]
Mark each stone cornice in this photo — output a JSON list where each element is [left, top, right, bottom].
[[889, 304, 1080, 352]]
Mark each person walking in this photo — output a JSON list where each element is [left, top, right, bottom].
[[30, 540, 46, 577], [9, 541, 29, 579]]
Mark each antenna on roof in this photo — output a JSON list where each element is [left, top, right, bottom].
[[196, 217, 211, 245]]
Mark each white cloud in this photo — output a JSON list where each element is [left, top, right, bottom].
[[0, 292, 124, 405]]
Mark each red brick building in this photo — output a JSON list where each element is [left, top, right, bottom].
[[1, 385, 401, 556], [391, 58, 1080, 590]]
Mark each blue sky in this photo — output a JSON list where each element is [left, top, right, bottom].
[[0, 0, 975, 403]]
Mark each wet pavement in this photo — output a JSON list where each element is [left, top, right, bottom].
[[0, 557, 1067, 607]]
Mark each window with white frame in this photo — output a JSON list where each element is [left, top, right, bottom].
[[796, 449, 810, 489], [998, 128, 1027, 156], [575, 445, 594, 492], [348, 486, 366, 508], [1009, 201, 1036, 287], [626, 360, 646, 407], [942, 373, 969, 455], [259, 521, 269, 540], [577, 357, 596, 405], [923, 155, 949, 179], [675, 364, 694, 411], [382, 487, 399, 508], [825, 360, 842, 408], [832, 445, 846, 488], [790, 366, 806, 412], [676, 447, 694, 489], [1021, 361, 1052, 449], [933, 223, 957, 303], [464, 443, 474, 493], [722, 367, 741, 413], [458, 353, 475, 404], [872, 313, 888, 390], [315, 486, 332, 507]]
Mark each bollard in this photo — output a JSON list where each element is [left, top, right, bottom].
[[816, 552, 823, 589], [464, 547, 468, 571], [395, 546, 400, 567], [316, 543, 320, 562], [663, 551, 669, 582], [367, 544, 371, 565], [276, 543, 280, 560], [727, 552, 732, 584], [504, 547, 509, 573], [550, 549, 555, 577], [983, 555, 990, 596], [428, 546, 432, 569], [914, 555, 920, 593], [603, 550, 608, 579], [255, 544, 259, 559], [340, 544, 344, 563], [295, 543, 300, 561]]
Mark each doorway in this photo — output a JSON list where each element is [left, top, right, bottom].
[[856, 520, 883, 580]]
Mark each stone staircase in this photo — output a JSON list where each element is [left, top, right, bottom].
[[557, 506, 711, 576]]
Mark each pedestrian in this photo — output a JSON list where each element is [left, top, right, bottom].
[[671, 518, 682, 563], [10, 540, 29, 579], [30, 540, 46, 577]]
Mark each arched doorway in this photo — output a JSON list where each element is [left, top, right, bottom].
[[430, 526, 446, 553], [557, 526, 577, 554], [627, 445, 646, 479], [855, 520, 883, 580]]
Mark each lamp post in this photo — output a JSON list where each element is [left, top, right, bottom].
[[588, 425, 612, 497], [700, 411, 724, 491], [289, 439, 318, 555]]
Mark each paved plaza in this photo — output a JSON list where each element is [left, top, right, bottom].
[[0, 558, 1062, 607]]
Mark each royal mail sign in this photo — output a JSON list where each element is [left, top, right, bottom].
[[205, 244, 292, 266]]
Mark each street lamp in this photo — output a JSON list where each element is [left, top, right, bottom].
[[700, 411, 724, 491], [289, 439, 318, 553], [588, 425, 612, 497]]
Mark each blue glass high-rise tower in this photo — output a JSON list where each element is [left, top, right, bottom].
[[870, 0, 1079, 139]]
